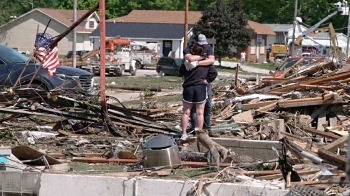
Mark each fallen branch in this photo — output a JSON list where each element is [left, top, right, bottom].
[[196, 129, 229, 171]]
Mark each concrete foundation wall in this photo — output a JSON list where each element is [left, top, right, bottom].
[[39, 173, 288, 196], [186, 138, 282, 161]]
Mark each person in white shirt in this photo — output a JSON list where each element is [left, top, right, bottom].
[[240, 51, 246, 64]]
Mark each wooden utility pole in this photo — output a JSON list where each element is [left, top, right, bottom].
[[72, 0, 77, 68], [99, 0, 107, 111], [184, 0, 189, 48], [291, 0, 298, 56], [346, 15, 350, 58]]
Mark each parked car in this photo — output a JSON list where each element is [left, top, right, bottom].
[[66, 50, 90, 59], [0, 44, 94, 94], [156, 57, 183, 76], [270, 57, 318, 78]]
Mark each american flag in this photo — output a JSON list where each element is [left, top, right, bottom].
[[34, 33, 60, 76]]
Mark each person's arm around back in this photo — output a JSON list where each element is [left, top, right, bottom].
[[207, 65, 218, 83], [198, 46, 215, 66]]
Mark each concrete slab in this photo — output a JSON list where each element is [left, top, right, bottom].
[[39, 174, 288, 196], [184, 138, 281, 161]]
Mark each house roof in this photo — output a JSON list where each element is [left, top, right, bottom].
[[90, 22, 193, 39], [107, 10, 202, 24], [264, 24, 294, 32], [107, 10, 275, 35], [37, 8, 95, 32], [248, 21, 275, 35], [0, 8, 98, 33], [308, 32, 345, 39], [264, 23, 310, 33]]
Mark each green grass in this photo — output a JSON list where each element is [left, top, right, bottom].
[[216, 66, 267, 76], [70, 162, 124, 173], [123, 94, 182, 106], [222, 59, 277, 71], [105, 76, 183, 90], [244, 62, 277, 71]]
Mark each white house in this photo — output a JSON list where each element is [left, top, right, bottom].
[[264, 24, 308, 46], [91, 10, 275, 62], [0, 8, 99, 55]]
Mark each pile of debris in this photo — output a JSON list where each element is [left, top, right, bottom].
[[1, 57, 350, 195]]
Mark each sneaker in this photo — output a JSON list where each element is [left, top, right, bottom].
[[180, 134, 191, 140]]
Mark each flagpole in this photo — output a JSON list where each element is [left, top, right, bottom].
[[13, 20, 51, 89], [99, 0, 107, 111], [27, 20, 52, 87]]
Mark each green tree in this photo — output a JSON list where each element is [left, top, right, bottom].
[[193, 0, 251, 62]]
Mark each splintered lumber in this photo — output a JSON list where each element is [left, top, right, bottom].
[[71, 157, 234, 167], [288, 124, 340, 140], [323, 136, 348, 152], [277, 97, 340, 108], [195, 129, 228, 170], [306, 105, 328, 124], [269, 70, 350, 94], [94, 84, 161, 92], [318, 148, 346, 167], [242, 101, 276, 110]]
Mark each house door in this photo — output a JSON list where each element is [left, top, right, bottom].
[[162, 40, 172, 57]]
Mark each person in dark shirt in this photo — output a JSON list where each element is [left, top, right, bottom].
[[184, 34, 215, 69], [183, 34, 218, 137], [179, 43, 217, 140]]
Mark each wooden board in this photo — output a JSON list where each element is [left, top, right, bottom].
[[12, 146, 61, 166]]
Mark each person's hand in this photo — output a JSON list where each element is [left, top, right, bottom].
[[184, 60, 198, 71], [187, 61, 198, 71]]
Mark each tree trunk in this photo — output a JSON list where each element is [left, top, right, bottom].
[[196, 129, 229, 170]]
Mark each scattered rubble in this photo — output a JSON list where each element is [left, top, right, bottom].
[[1, 57, 350, 195]]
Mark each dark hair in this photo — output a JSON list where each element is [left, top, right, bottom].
[[191, 44, 204, 55]]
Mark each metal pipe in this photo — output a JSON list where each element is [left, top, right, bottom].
[[291, 0, 298, 56], [99, 0, 107, 111]]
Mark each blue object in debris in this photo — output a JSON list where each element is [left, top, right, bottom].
[[0, 156, 6, 164]]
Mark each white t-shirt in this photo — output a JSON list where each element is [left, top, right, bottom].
[[241, 52, 246, 59]]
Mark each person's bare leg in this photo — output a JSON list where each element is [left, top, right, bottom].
[[181, 100, 193, 138], [195, 101, 206, 129]]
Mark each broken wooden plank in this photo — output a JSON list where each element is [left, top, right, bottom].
[[242, 101, 276, 110], [231, 110, 253, 123], [318, 148, 346, 167], [323, 136, 348, 152], [12, 146, 62, 166], [277, 98, 341, 108], [306, 105, 328, 125], [289, 124, 340, 140]]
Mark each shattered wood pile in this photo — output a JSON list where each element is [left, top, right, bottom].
[[208, 58, 350, 195], [2, 57, 350, 195]]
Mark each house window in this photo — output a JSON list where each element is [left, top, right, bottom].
[[89, 21, 94, 29]]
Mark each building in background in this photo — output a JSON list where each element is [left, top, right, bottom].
[[0, 8, 99, 55], [91, 10, 275, 61]]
